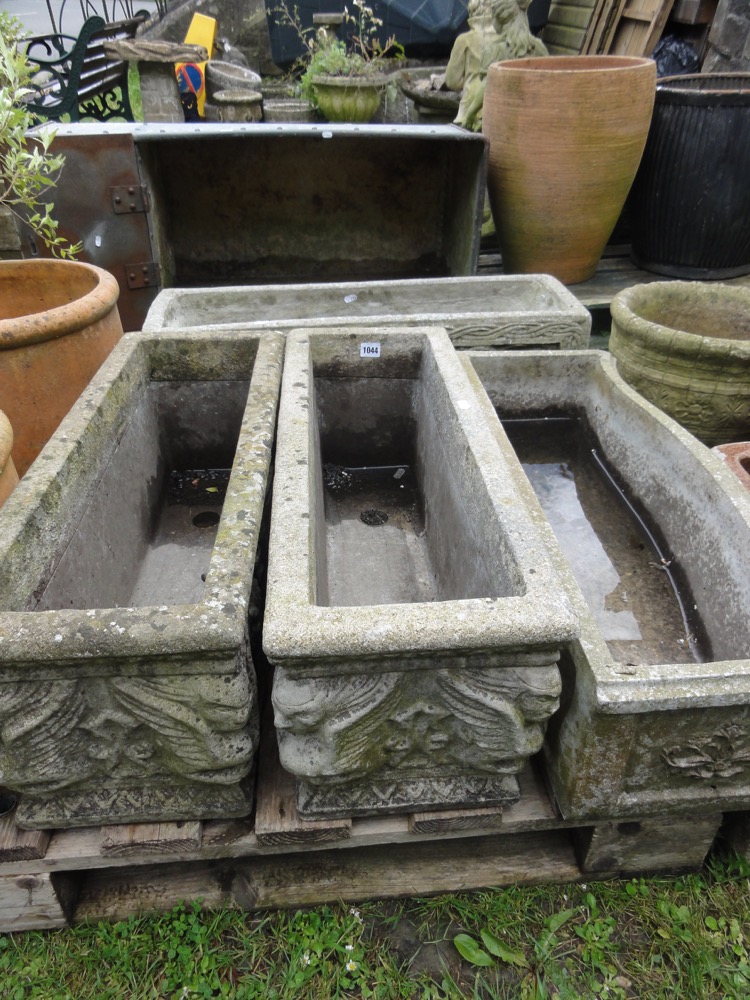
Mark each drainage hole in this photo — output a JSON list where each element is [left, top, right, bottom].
[[361, 509, 388, 526], [193, 511, 221, 528]]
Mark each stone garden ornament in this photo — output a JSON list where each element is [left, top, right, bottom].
[[445, 0, 547, 131]]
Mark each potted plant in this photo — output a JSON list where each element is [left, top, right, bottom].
[[0, 14, 122, 478], [275, 1, 403, 123]]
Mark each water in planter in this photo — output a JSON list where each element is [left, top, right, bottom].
[[35, 381, 248, 611], [501, 415, 706, 666]]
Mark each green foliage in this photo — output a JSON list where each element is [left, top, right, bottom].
[[1, 857, 750, 998], [0, 12, 79, 258]]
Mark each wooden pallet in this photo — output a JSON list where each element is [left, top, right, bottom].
[[0, 726, 730, 932]]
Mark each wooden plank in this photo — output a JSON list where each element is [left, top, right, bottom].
[[671, 0, 717, 23], [0, 872, 75, 931], [100, 821, 203, 858], [576, 814, 721, 874], [582, 0, 615, 53], [609, 0, 678, 55], [543, 0, 600, 53], [409, 807, 504, 835], [254, 708, 352, 847], [73, 830, 583, 922], [0, 811, 50, 863], [599, 0, 630, 51]]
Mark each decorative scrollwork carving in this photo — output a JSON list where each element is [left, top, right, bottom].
[[662, 724, 750, 781]]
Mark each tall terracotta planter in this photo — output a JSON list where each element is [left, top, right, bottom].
[[0, 259, 123, 477], [483, 56, 656, 284], [0, 411, 19, 508]]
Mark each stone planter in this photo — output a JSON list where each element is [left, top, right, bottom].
[[609, 281, 750, 445], [0, 329, 283, 828], [0, 259, 123, 478], [0, 411, 19, 509], [263, 326, 578, 819], [464, 348, 750, 820], [483, 56, 655, 284], [311, 75, 385, 122], [204, 89, 263, 123], [630, 74, 750, 279], [143, 274, 591, 349]]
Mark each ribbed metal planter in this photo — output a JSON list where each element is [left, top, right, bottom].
[[630, 74, 750, 279]]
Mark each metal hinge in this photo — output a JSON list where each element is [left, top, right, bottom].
[[111, 185, 149, 214], [125, 261, 160, 289]]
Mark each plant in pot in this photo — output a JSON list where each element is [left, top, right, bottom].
[[276, 1, 403, 123], [0, 13, 123, 479]]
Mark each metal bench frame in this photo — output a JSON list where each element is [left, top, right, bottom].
[[22, 15, 147, 123]]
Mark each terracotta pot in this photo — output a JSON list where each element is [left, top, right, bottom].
[[0, 410, 19, 508], [713, 442, 750, 493], [0, 259, 123, 477], [610, 281, 750, 446], [311, 75, 385, 123], [483, 56, 656, 284]]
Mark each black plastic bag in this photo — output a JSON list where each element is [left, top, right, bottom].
[[653, 35, 701, 78]]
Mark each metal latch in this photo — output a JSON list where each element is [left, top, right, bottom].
[[111, 185, 149, 214], [125, 261, 160, 289]]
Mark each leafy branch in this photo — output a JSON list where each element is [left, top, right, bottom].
[[0, 13, 80, 259]]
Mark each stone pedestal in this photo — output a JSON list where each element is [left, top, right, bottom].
[[105, 39, 208, 122]]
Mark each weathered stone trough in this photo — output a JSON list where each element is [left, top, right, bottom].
[[463, 349, 750, 822], [0, 329, 283, 828], [143, 275, 591, 350], [262, 326, 578, 819]]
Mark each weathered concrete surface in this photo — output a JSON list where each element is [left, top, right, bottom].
[[703, 0, 750, 72], [144, 274, 591, 350], [263, 325, 578, 818], [0, 329, 283, 828], [464, 349, 750, 819]]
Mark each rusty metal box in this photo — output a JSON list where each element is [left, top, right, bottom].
[[23, 123, 487, 332]]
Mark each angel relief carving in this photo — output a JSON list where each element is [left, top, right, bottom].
[[272, 659, 562, 790]]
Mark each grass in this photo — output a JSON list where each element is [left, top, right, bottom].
[[2, 852, 750, 998]]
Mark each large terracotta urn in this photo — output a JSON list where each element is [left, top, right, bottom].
[[483, 55, 656, 284], [610, 281, 750, 446], [0, 410, 19, 508], [0, 259, 123, 477]]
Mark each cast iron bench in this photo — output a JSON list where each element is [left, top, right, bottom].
[[22, 14, 148, 122]]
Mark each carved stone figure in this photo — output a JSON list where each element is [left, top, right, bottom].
[[445, 0, 547, 130]]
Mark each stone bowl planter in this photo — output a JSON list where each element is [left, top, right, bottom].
[[483, 55, 655, 284], [464, 348, 750, 826], [203, 89, 263, 123], [0, 411, 19, 509], [0, 328, 283, 828], [311, 75, 386, 122], [609, 281, 750, 446], [263, 325, 578, 819], [0, 259, 123, 478]]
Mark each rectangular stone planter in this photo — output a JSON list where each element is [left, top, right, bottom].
[[0, 329, 283, 828], [263, 325, 578, 819], [143, 274, 591, 350], [463, 349, 750, 819]]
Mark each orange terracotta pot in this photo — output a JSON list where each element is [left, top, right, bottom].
[[483, 56, 656, 284], [0, 259, 123, 477], [0, 409, 19, 508]]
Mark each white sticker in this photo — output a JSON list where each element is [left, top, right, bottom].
[[95, 235, 102, 247], [344, 294, 358, 304], [360, 342, 381, 358]]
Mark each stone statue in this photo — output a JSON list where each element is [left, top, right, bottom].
[[445, 0, 548, 131]]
